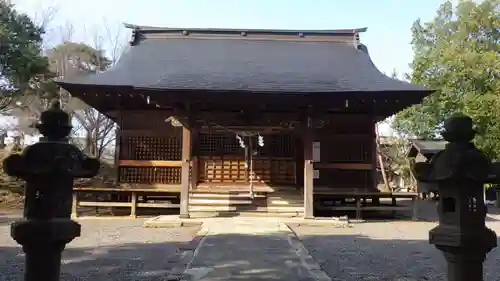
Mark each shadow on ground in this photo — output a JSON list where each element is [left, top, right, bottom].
[[294, 232, 500, 281], [1, 200, 500, 280], [0, 240, 194, 281], [1, 230, 499, 281]]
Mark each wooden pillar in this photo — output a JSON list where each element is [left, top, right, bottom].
[[304, 115, 314, 219], [71, 192, 78, 218], [130, 191, 137, 218], [411, 196, 418, 221], [191, 156, 199, 190], [180, 126, 192, 218], [190, 127, 199, 190], [114, 114, 122, 184], [371, 117, 378, 190], [355, 196, 362, 220]]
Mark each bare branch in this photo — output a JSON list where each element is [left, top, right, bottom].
[[43, 18, 126, 159], [29, 1, 60, 49], [57, 21, 75, 43], [101, 18, 128, 64], [31, 2, 59, 30]]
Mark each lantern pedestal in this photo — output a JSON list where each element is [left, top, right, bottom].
[[11, 219, 81, 281], [430, 225, 496, 281]]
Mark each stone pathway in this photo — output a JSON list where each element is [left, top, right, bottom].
[[181, 218, 331, 281]]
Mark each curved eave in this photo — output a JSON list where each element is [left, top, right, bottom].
[[56, 80, 433, 97], [56, 37, 430, 94]]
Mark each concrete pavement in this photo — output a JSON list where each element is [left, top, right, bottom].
[[179, 218, 332, 281]]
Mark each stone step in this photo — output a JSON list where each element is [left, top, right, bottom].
[[189, 206, 245, 212], [189, 199, 253, 205], [267, 200, 304, 206], [189, 193, 266, 198], [188, 205, 305, 213], [188, 211, 302, 218], [266, 206, 305, 213]]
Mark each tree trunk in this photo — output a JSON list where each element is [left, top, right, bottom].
[[0, 133, 6, 149], [84, 130, 93, 156]]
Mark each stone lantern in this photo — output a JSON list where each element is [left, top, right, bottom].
[[414, 115, 497, 281], [3, 100, 100, 281]]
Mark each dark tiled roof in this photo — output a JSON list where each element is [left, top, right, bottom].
[[57, 26, 430, 93], [408, 139, 447, 157]]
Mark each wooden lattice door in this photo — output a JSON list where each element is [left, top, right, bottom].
[[250, 134, 296, 185], [197, 132, 247, 183], [197, 132, 297, 186]]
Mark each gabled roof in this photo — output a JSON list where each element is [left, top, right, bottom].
[[57, 24, 431, 94], [407, 139, 447, 158]]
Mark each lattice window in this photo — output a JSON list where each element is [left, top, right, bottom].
[[121, 136, 182, 160], [119, 167, 181, 184], [252, 134, 295, 158], [253, 158, 296, 184], [198, 133, 243, 157]]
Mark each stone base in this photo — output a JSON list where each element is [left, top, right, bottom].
[[11, 218, 81, 246], [430, 224, 497, 250], [143, 215, 351, 228], [143, 215, 203, 228]]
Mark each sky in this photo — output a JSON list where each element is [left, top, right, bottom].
[[11, 0, 452, 136]]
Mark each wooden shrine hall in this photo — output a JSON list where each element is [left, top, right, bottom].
[[57, 24, 433, 219]]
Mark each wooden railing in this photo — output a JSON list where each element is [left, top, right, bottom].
[[118, 160, 182, 167]]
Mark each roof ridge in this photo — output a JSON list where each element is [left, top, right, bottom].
[[124, 23, 367, 35], [126, 24, 368, 46]]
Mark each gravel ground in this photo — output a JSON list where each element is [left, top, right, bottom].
[[290, 203, 500, 281], [2, 201, 500, 281], [0, 213, 200, 281]]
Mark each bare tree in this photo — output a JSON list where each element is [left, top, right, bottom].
[[6, 16, 127, 159], [53, 21, 127, 159], [47, 38, 113, 159], [65, 98, 116, 159]]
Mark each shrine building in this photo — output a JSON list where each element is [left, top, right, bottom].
[[58, 24, 432, 219]]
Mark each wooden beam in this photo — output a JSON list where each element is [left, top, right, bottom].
[[193, 111, 302, 127], [303, 112, 314, 219], [180, 126, 192, 218], [118, 160, 183, 167], [314, 163, 373, 170], [120, 130, 178, 137], [73, 186, 181, 192]]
